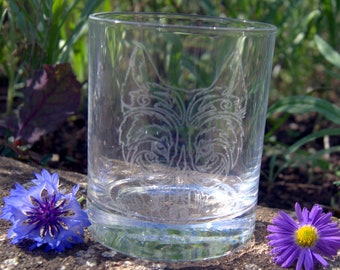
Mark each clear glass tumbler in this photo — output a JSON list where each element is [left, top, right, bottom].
[[88, 12, 276, 262]]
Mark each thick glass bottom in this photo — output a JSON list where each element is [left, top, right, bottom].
[[88, 205, 256, 262]]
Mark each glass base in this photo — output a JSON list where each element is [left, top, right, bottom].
[[88, 206, 255, 262]]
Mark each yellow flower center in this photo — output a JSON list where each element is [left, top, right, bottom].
[[295, 225, 318, 247]]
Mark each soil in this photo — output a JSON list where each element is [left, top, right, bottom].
[[1, 84, 339, 217]]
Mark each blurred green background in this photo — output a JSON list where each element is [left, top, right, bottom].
[[2, 1, 340, 100]]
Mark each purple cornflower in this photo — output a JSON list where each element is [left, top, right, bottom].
[[267, 202, 340, 270], [0, 169, 90, 252]]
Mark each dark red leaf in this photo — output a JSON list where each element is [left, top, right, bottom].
[[16, 63, 82, 144]]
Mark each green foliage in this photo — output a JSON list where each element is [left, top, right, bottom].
[[314, 34, 340, 69], [264, 129, 340, 182], [267, 96, 340, 125], [263, 7, 340, 184], [0, 0, 339, 205], [5, 0, 102, 73], [0, 0, 102, 114]]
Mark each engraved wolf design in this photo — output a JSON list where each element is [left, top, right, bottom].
[[119, 44, 247, 176]]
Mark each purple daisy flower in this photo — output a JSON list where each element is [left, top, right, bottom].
[[0, 169, 90, 252], [267, 202, 340, 270]]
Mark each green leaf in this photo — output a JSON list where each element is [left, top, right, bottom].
[[47, 0, 66, 64], [285, 128, 340, 155], [287, 146, 340, 167], [314, 35, 340, 69], [267, 96, 340, 125], [321, 0, 336, 46], [59, 0, 103, 63]]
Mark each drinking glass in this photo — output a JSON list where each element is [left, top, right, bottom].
[[88, 12, 276, 262]]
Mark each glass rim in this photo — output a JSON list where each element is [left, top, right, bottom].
[[89, 12, 277, 33]]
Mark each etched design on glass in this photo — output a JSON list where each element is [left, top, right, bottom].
[[119, 44, 247, 176]]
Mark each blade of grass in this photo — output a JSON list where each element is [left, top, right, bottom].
[[59, 0, 103, 63], [267, 96, 340, 125], [271, 146, 340, 181], [314, 35, 340, 69], [47, 0, 66, 64], [286, 146, 340, 167], [284, 128, 340, 155], [321, 0, 336, 46], [265, 113, 290, 139]]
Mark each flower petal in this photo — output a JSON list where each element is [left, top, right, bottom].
[[273, 242, 300, 266], [295, 202, 303, 223], [312, 251, 328, 267], [281, 246, 300, 268], [296, 248, 305, 270], [267, 224, 295, 234], [268, 235, 295, 247], [272, 211, 298, 232], [301, 207, 309, 225], [303, 249, 315, 270], [308, 204, 323, 223], [315, 238, 340, 257]]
